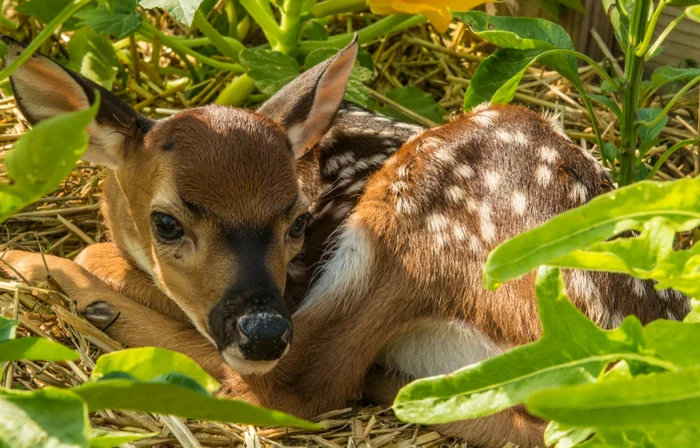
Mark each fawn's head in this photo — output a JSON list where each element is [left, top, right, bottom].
[[3, 35, 358, 374]]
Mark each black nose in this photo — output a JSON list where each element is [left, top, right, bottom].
[[237, 313, 291, 361]]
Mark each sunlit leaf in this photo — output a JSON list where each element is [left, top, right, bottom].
[[15, 0, 79, 30], [0, 388, 90, 448], [139, 0, 205, 26], [240, 48, 299, 95], [0, 96, 99, 223], [67, 27, 120, 88]]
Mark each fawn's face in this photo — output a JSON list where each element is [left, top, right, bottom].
[[4, 34, 358, 374], [114, 107, 307, 373]]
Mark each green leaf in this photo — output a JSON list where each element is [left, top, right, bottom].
[[393, 267, 651, 424], [586, 94, 622, 120], [483, 179, 700, 293], [0, 388, 90, 448], [672, 0, 700, 6], [685, 299, 700, 323], [528, 366, 700, 428], [544, 421, 595, 448], [0, 96, 99, 223], [637, 108, 667, 144], [139, 0, 204, 26], [378, 86, 446, 124], [240, 48, 299, 95], [455, 11, 580, 110], [67, 28, 120, 88], [601, 142, 618, 165], [89, 429, 157, 447], [687, 5, 700, 22], [302, 20, 328, 41], [15, 0, 79, 30], [77, 0, 142, 40], [72, 379, 321, 429], [0, 316, 18, 341], [651, 66, 700, 91], [643, 320, 700, 367], [90, 347, 220, 393], [602, 0, 630, 52], [0, 337, 79, 363]]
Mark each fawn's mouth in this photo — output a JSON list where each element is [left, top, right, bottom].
[[220, 345, 283, 375]]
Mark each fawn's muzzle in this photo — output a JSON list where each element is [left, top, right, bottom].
[[208, 288, 292, 373], [237, 312, 291, 360]]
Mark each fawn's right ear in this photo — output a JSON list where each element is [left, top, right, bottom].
[[1, 36, 153, 169]]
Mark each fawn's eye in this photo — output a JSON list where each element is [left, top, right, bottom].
[[151, 212, 184, 242], [288, 213, 310, 239]]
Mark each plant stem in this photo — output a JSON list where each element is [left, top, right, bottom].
[[140, 22, 245, 73], [279, 0, 304, 53], [311, 0, 367, 17], [239, 0, 284, 48], [0, 0, 93, 81], [647, 138, 697, 179], [556, 50, 619, 89], [646, 10, 686, 61], [224, 0, 238, 38], [192, 9, 244, 61], [637, 73, 700, 128], [618, 0, 651, 186], [635, 0, 668, 57], [300, 14, 425, 52]]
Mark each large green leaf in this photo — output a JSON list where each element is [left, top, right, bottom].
[[90, 347, 220, 393], [0, 388, 90, 448], [651, 66, 700, 91], [483, 179, 700, 291], [15, 0, 79, 30], [67, 27, 120, 88], [454, 11, 580, 110], [528, 366, 700, 428], [139, 0, 204, 26], [89, 429, 157, 447], [0, 337, 79, 363], [72, 379, 320, 429], [393, 267, 654, 424], [240, 48, 300, 95], [643, 320, 700, 367], [76, 0, 142, 40], [0, 96, 99, 223]]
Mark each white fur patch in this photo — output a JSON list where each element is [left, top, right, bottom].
[[452, 223, 469, 241], [397, 165, 410, 179], [483, 170, 501, 192], [570, 182, 588, 204], [426, 213, 449, 234], [323, 152, 355, 176], [297, 216, 373, 314], [470, 102, 493, 114], [445, 185, 465, 203], [471, 109, 499, 127], [479, 204, 496, 244], [396, 197, 416, 215], [496, 129, 527, 146], [539, 145, 558, 164], [535, 165, 553, 186], [377, 319, 502, 379], [454, 163, 475, 180], [511, 191, 527, 215], [390, 181, 409, 194]]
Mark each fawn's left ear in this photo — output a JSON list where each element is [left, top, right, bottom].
[[1, 35, 152, 169], [258, 35, 358, 159]]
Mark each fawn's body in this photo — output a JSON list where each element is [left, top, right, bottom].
[[0, 37, 688, 447]]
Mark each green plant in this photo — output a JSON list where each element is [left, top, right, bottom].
[[0, 315, 318, 447], [457, 2, 700, 186], [393, 176, 700, 447]]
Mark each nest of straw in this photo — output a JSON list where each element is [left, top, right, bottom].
[[1, 8, 699, 447]]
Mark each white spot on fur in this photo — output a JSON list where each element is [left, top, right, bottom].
[[511, 191, 527, 215], [454, 163, 475, 180], [535, 165, 553, 186], [390, 181, 409, 194], [539, 145, 558, 164], [628, 277, 647, 298], [471, 109, 499, 127], [496, 129, 527, 146], [433, 146, 456, 164], [452, 223, 469, 241], [483, 170, 501, 192], [570, 182, 588, 204], [542, 110, 570, 140], [426, 213, 449, 233], [479, 204, 496, 244], [470, 102, 493, 114], [377, 320, 502, 379], [446, 185, 465, 203], [469, 234, 484, 254], [397, 165, 410, 178], [297, 216, 372, 314], [323, 152, 355, 176], [396, 197, 416, 215], [418, 136, 443, 153]]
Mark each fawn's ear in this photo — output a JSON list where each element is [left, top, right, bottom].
[[258, 35, 358, 159], [1, 36, 153, 169]]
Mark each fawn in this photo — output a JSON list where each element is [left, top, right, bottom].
[[0, 36, 689, 447]]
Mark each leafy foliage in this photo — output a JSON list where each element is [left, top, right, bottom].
[[0, 95, 98, 224], [67, 28, 120, 88], [76, 0, 142, 40], [139, 0, 204, 26]]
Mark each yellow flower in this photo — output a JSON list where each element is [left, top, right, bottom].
[[369, 0, 491, 33]]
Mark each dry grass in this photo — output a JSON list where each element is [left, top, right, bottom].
[[1, 6, 699, 448]]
